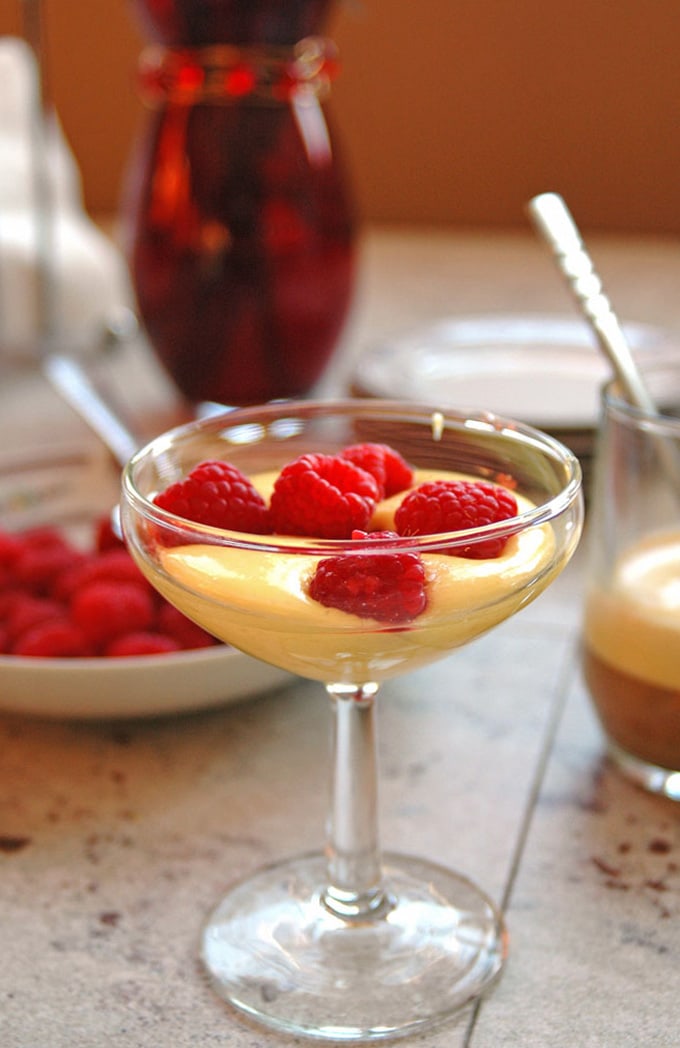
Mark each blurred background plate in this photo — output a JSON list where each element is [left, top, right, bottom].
[[351, 313, 670, 489]]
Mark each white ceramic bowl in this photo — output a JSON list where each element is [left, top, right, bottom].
[[0, 643, 293, 719], [0, 441, 292, 719]]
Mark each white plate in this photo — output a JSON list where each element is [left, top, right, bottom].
[[0, 645, 294, 720], [353, 313, 667, 430]]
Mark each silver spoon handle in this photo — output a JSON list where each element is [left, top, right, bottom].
[[43, 353, 139, 468], [527, 192, 680, 497], [526, 192, 657, 414]]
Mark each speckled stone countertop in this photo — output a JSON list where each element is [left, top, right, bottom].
[[1, 227, 679, 1047]]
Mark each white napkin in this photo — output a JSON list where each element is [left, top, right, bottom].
[[0, 37, 134, 357]]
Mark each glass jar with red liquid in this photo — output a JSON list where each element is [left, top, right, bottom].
[[123, 0, 356, 406]]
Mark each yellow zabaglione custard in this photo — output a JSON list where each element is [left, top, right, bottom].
[[143, 470, 559, 684]]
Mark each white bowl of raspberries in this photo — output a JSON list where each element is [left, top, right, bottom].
[[0, 446, 293, 719]]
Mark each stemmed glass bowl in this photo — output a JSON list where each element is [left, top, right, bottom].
[[120, 398, 583, 1042]]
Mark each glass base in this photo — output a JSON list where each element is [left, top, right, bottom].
[[200, 851, 506, 1042], [608, 741, 680, 800]]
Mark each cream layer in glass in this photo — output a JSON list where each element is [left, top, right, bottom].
[[137, 470, 559, 683], [585, 531, 680, 689]]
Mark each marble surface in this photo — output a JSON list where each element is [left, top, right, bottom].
[[1, 226, 679, 1046]]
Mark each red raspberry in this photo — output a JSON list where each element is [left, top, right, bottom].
[[13, 618, 92, 657], [307, 530, 427, 624], [0, 517, 229, 658], [52, 548, 152, 601], [5, 595, 64, 644], [394, 480, 518, 558], [0, 529, 22, 568], [270, 454, 380, 538], [154, 459, 270, 533], [340, 443, 414, 499], [105, 631, 182, 656], [13, 540, 85, 595], [70, 580, 156, 646], [95, 512, 126, 552], [0, 588, 22, 622], [156, 603, 218, 649], [18, 526, 65, 548]]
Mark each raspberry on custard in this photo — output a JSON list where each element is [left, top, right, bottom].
[[307, 530, 427, 624], [154, 459, 270, 533], [270, 453, 380, 538], [394, 479, 518, 558], [339, 443, 414, 499]]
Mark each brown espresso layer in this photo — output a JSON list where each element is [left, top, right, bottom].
[[583, 645, 680, 771]]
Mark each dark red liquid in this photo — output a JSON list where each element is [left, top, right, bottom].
[[131, 0, 337, 47], [125, 0, 356, 406]]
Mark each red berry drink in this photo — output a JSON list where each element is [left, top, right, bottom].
[[124, 0, 356, 406]]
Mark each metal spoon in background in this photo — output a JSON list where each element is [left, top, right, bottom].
[[526, 191, 680, 488], [42, 350, 139, 469], [526, 192, 661, 413]]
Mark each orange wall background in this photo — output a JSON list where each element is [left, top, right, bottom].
[[2, 1, 680, 233]]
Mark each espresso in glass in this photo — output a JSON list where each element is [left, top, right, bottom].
[[583, 361, 680, 798], [584, 531, 680, 771]]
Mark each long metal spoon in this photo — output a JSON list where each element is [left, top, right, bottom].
[[526, 191, 680, 486], [526, 192, 660, 413], [42, 352, 139, 468]]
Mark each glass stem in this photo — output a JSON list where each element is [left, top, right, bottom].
[[322, 682, 395, 921]]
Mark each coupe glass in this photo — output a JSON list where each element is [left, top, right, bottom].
[[120, 399, 583, 1041]]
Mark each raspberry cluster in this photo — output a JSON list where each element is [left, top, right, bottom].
[[158, 443, 415, 542], [4, 441, 521, 653], [155, 441, 519, 626], [0, 520, 220, 658]]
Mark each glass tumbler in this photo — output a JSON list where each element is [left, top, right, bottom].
[[583, 359, 680, 799]]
